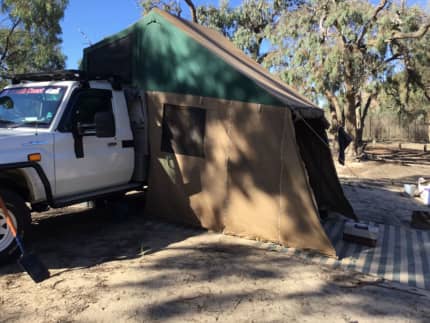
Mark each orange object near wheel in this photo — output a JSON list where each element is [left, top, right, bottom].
[[0, 189, 31, 264]]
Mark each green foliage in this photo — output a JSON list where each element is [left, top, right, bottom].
[[266, 0, 430, 148], [0, 0, 68, 75], [374, 9, 430, 122], [141, 0, 182, 17]]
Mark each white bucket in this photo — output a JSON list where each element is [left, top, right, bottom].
[[421, 187, 430, 205], [404, 184, 417, 197]]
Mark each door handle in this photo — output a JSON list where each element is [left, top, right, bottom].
[[107, 142, 117, 147]]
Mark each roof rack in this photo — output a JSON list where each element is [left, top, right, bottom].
[[6, 70, 85, 83], [2, 70, 122, 89]]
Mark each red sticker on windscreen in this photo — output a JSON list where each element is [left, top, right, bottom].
[[14, 88, 45, 94]]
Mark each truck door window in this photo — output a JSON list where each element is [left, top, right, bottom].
[[75, 91, 112, 133], [61, 89, 113, 134]]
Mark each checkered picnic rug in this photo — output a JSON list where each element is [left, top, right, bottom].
[[283, 220, 430, 290]]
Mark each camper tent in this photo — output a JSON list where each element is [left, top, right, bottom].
[[82, 9, 355, 256]]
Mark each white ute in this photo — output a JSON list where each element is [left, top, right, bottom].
[[0, 70, 149, 262]]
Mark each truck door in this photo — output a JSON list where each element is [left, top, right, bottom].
[[54, 88, 134, 197]]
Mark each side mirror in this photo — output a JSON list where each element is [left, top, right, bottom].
[[95, 111, 115, 138], [0, 96, 14, 109], [76, 122, 93, 136]]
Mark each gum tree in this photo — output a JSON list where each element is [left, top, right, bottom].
[[266, 0, 430, 155], [0, 0, 68, 75]]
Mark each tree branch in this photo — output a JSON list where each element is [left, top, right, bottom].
[[184, 0, 197, 23], [384, 53, 402, 64], [373, 51, 403, 71], [360, 93, 376, 126], [257, 52, 269, 64], [333, 19, 348, 45], [356, 0, 388, 46], [0, 18, 21, 64], [423, 87, 430, 102], [388, 22, 430, 41], [319, 8, 328, 42]]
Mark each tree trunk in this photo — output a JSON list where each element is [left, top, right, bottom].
[[325, 90, 344, 127], [326, 87, 368, 159], [344, 89, 359, 158], [328, 104, 339, 132]]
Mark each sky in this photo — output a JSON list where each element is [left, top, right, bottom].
[[61, 0, 430, 69], [61, 0, 141, 68], [61, 0, 225, 68]]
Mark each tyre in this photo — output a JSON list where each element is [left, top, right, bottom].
[[0, 189, 31, 264]]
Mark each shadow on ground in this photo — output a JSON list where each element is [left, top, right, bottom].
[[107, 238, 430, 322], [1, 202, 429, 322], [0, 204, 202, 276]]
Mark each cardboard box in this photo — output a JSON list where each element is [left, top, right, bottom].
[[343, 221, 379, 247]]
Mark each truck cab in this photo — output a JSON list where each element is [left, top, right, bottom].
[[0, 70, 149, 262]]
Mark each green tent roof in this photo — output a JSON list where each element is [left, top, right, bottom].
[[83, 9, 322, 117]]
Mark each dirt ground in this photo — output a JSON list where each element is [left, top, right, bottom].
[[337, 160, 430, 225], [1, 160, 430, 322]]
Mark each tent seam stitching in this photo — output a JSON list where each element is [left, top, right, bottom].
[[279, 108, 288, 244]]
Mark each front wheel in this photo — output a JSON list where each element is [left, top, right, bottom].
[[0, 190, 31, 264]]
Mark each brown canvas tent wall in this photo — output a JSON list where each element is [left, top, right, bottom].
[[83, 9, 355, 256]]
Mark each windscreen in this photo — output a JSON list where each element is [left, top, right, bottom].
[[0, 86, 66, 128]]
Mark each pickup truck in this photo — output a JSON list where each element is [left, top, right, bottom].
[[0, 70, 149, 262]]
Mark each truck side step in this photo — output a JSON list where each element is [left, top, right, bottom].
[[51, 183, 144, 208]]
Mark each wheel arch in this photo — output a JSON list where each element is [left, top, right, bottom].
[[0, 169, 32, 201], [0, 162, 53, 204]]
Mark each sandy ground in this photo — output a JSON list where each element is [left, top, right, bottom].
[[1, 160, 430, 322], [337, 160, 430, 225]]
